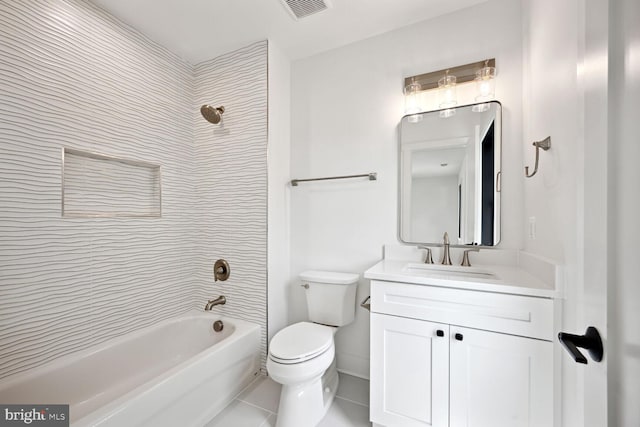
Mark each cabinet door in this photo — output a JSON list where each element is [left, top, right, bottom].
[[370, 313, 449, 427], [449, 327, 553, 427]]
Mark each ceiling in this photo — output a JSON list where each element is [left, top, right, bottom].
[[412, 146, 467, 178], [89, 0, 488, 64]]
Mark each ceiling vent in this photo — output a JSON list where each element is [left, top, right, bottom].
[[280, 0, 332, 20]]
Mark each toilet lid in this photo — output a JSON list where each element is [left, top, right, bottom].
[[269, 322, 334, 363]]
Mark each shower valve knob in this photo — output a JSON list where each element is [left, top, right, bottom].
[[213, 259, 230, 281]]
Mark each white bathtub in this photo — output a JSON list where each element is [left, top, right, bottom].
[[0, 311, 261, 426]]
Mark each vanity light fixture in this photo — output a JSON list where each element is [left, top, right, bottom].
[[403, 58, 496, 117]]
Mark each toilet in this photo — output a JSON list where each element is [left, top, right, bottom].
[[267, 270, 359, 427]]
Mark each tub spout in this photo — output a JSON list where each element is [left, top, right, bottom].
[[204, 296, 226, 311]]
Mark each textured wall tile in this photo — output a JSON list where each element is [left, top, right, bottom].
[[0, 0, 268, 381], [0, 0, 196, 380], [193, 41, 269, 370]]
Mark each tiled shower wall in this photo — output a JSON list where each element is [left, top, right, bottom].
[[193, 41, 268, 370], [0, 0, 268, 379]]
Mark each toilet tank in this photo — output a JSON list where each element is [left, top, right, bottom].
[[300, 270, 359, 327]]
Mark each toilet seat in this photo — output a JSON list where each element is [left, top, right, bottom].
[[269, 322, 334, 364]]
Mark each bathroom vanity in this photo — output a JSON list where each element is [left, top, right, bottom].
[[365, 255, 560, 427]]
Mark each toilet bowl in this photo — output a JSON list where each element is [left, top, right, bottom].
[[267, 271, 359, 427], [267, 322, 339, 427]]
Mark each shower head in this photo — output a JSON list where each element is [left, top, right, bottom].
[[200, 105, 225, 124]]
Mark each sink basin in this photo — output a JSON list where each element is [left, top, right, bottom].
[[403, 263, 498, 280]]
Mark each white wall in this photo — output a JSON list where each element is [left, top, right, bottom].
[[289, 0, 523, 378], [521, 0, 581, 264], [522, 0, 617, 425], [267, 41, 292, 343], [522, 0, 586, 424], [411, 176, 459, 241]]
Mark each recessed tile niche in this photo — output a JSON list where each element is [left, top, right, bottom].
[[62, 148, 161, 218]]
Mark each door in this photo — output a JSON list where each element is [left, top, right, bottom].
[[608, 0, 640, 423], [582, 0, 640, 423], [576, 0, 610, 425], [449, 327, 553, 427], [370, 313, 449, 427]]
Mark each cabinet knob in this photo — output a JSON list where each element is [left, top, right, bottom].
[[454, 333, 464, 341], [436, 329, 444, 337]]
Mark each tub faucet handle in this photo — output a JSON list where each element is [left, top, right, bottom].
[[213, 259, 230, 281]]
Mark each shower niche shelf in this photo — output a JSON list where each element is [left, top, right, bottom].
[[62, 148, 161, 218]]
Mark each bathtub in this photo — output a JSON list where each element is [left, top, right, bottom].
[[0, 312, 261, 426]]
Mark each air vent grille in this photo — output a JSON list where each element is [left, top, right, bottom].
[[281, 0, 331, 20]]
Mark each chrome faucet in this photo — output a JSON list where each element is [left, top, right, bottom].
[[204, 295, 226, 311], [441, 232, 452, 265]]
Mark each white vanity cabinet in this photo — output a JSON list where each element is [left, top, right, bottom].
[[370, 313, 450, 427], [370, 279, 555, 427]]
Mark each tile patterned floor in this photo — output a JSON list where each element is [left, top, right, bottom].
[[204, 373, 371, 427]]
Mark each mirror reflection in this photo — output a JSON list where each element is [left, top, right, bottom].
[[399, 102, 501, 246]]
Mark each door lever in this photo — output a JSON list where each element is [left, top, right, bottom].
[[558, 326, 603, 364]]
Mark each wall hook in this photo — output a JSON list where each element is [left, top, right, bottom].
[[524, 137, 551, 178]]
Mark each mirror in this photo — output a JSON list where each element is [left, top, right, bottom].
[[399, 101, 501, 246]]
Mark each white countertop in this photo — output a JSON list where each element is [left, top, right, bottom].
[[364, 259, 559, 299]]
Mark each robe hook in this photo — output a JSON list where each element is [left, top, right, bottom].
[[524, 136, 551, 178]]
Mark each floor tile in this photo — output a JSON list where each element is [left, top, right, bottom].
[[220, 373, 371, 426], [238, 376, 282, 413], [336, 373, 370, 406], [259, 414, 276, 427], [317, 397, 371, 427], [204, 400, 272, 427]]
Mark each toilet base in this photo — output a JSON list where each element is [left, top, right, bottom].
[[275, 359, 339, 427]]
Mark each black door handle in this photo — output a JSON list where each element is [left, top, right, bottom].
[[436, 329, 444, 337], [454, 333, 463, 341], [558, 326, 603, 364]]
